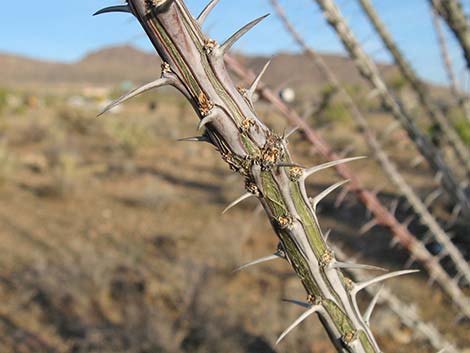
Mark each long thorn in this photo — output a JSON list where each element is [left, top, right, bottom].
[[282, 299, 311, 308], [330, 261, 387, 272], [276, 305, 322, 345], [247, 60, 271, 101], [93, 5, 132, 16], [196, 0, 220, 25], [302, 156, 366, 181], [98, 77, 171, 116], [232, 251, 283, 273], [353, 270, 419, 295], [364, 286, 383, 325], [177, 135, 210, 142], [311, 180, 350, 211], [220, 14, 270, 54], [222, 193, 254, 214]]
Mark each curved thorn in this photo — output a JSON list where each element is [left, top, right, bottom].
[[220, 14, 270, 54], [352, 270, 419, 295], [93, 5, 132, 16], [222, 193, 254, 214], [323, 229, 332, 242], [197, 0, 220, 25], [197, 112, 217, 130], [276, 305, 322, 345], [311, 180, 350, 211], [282, 299, 310, 308], [330, 261, 388, 272], [98, 77, 171, 116], [177, 135, 210, 142], [364, 286, 383, 325], [232, 252, 283, 273], [302, 156, 366, 181], [248, 59, 271, 100]]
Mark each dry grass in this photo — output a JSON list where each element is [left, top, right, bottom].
[[0, 86, 468, 353]]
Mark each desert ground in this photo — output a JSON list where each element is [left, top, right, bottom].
[[0, 47, 468, 353]]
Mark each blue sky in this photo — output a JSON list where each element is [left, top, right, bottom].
[[0, 0, 469, 86]]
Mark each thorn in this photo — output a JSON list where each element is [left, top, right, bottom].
[[360, 218, 378, 235], [196, 0, 220, 25], [98, 77, 171, 116], [389, 237, 400, 249], [177, 135, 210, 142], [339, 145, 355, 158], [197, 111, 217, 130], [247, 60, 271, 101], [222, 193, 255, 214], [220, 14, 270, 54], [276, 162, 305, 169], [447, 205, 461, 227], [324, 229, 332, 242], [403, 215, 414, 228], [389, 199, 399, 217], [93, 5, 132, 16], [276, 305, 322, 345], [284, 126, 300, 139], [330, 261, 387, 272], [310, 180, 350, 211], [302, 156, 366, 181], [424, 189, 442, 208], [404, 255, 416, 269], [334, 186, 350, 208], [282, 299, 310, 308], [364, 286, 383, 325], [232, 251, 284, 273], [352, 269, 419, 295]]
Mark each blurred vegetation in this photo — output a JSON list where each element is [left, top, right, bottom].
[[454, 118, 470, 145], [387, 73, 407, 93]]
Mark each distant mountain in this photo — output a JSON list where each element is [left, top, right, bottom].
[[0, 45, 399, 90]]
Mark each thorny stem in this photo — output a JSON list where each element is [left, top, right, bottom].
[[270, 0, 470, 314], [96, 1, 421, 351]]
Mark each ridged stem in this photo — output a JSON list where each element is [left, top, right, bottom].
[[115, 0, 390, 351]]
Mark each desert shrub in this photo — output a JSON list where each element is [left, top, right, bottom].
[[387, 73, 407, 92], [105, 120, 153, 156], [454, 118, 470, 145], [321, 102, 350, 123], [0, 87, 8, 114], [57, 107, 99, 135]]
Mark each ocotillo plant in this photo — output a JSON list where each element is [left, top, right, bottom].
[[313, 0, 470, 220], [95, 1, 417, 352], [358, 0, 469, 172], [430, 0, 470, 68], [270, 0, 470, 309], [431, 5, 470, 122], [224, 55, 470, 319]]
